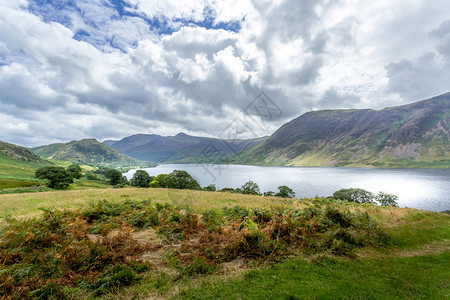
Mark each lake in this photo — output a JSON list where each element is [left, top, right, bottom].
[[124, 164, 450, 212]]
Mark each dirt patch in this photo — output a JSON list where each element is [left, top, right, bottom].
[[133, 228, 168, 270], [220, 257, 249, 276]]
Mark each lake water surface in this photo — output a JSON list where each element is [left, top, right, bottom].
[[124, 164, 450, 212]]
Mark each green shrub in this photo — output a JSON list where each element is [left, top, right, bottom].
[[93, 265, 140, 295], [181, 256, 217, 276]]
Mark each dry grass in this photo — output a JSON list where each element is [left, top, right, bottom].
[[0, 188, 298, 223]]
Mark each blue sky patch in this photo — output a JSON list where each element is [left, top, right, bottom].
[[27, 0, 241, 42]]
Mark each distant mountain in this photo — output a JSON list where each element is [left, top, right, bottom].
[[236, 93, 450, 168], [32, 139, 157, 167], [0, 140, 48, 163], [105, 133, 267, 163]]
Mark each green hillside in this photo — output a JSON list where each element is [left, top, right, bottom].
[[0, 140, 53, 189], [236, 93, 450, 168], [32, 138, 157, 168]]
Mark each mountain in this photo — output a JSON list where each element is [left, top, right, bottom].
[[32, 139, 157, 167], [236, 93, 450, 168], [105, 133, 267, 163]]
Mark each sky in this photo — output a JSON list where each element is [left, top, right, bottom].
[[0, 0, 449, 147]]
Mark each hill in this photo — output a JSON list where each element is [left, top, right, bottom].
[[105, 132, 267, 163], [0, 140, 53, 188], [236, 93, 450, 168], [0, 140, 48, 163], [32, 138, 157, 168]]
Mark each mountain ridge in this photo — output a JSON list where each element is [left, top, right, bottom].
[[235, 93, 450, 168], [105, 133, 267, 163]]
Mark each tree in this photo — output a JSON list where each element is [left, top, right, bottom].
[[167, 170, 201, 190], [85, 171, 99, 181], [241, 180, 261, 195], [150, 171, 201, 190], [264, 191, 275, 196], [375, 192, 398, 207], [275, 185, 295, 198], [35, 166, 73, 188], [106, 169, 123, 185], [130, 170, 152, 188], [153, 174, 170, 188], [332, 188, 375, 204], [120, 176, 129, 186], [204, 184, 217, 191], [67, 164, 82, 179], [149, 180, 161, 188]]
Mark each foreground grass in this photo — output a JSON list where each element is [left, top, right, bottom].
[[178, 253, 449, 299], [0, 188, 448, 299]]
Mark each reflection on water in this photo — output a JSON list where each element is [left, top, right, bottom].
[[124, 164, 450, 212]]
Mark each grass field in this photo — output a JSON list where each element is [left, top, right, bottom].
[[0, 188, 299, 221], [0, 187, 448, 299]]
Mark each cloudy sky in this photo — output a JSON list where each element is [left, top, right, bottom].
[[1, 0, 449, 147]]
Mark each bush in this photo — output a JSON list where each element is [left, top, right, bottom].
[[264, 191, 275, 196], [35, 166, 73, 188], [93, 265, 140, 295], [332, 188, 375, 204], [181, 256, 217, 276], [375, 192, 399, 207]]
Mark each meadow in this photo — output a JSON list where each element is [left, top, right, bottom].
[[0, 187, 448, 299]]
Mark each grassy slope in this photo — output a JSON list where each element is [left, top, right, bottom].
[[0, 151, 112, 193], [0, 188, 448, 299], [0, 152, 50, 182]]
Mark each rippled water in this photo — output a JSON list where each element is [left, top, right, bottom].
[[124, 164, 450, 212]]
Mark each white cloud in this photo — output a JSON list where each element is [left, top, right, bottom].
[[0, 0, 449, 147]]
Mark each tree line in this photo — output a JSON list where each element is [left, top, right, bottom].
[[35, 166, 398, 206]]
